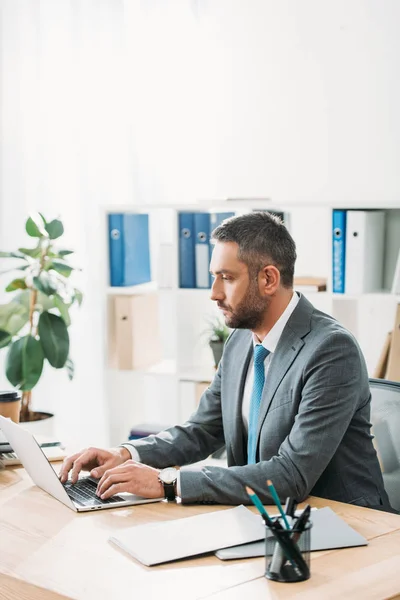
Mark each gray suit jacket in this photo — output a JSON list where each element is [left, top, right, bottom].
[[130, 294, 391, 510]]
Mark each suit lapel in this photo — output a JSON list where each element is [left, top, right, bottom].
[[256, 295, 313, 440], [231, 338, 253, 466]]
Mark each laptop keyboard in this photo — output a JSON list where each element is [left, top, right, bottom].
[[63, 477, 124, 506]]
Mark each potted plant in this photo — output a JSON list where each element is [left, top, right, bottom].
[[0, 213, 83, 423], [206, 317, 230, 368]]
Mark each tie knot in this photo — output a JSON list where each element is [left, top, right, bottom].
[[254, 344, 269, 365]]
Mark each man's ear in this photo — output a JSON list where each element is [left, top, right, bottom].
[[259, 265, 280, 295]]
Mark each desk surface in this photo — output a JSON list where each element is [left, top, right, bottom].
[[1, 466, 400, 600]]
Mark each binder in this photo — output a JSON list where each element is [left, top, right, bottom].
[[108, 214, 124, 286], [194, 213, 210, 289], [113, 293, 161, 370], [345, 210, 385, 295], [178, 212, 196, 288], [332, 210, 347, 294], [108, 213, 151, 287], [209, 212, 235, 287]]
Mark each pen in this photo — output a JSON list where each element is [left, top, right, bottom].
[[267, 479, 291, 530], [284, 497, 297, 521], [245, 486, 304, 574], [292, 504, 311, 543], [270, 502, 311, 576], [245, 486, 274, 527]]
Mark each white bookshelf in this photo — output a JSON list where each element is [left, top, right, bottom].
[[104, 201, 400, 445]]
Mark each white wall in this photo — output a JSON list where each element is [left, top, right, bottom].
[[1, 0, 400, 447]]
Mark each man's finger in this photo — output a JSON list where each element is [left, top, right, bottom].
[[69, 449, 98, 483], [96, 470, 132, 496], [91, 458, 123, 480], [59, 452, 83, 483], [100, 482, 126, 500], [95, 461, 133, 488]]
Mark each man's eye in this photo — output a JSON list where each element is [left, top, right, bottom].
[[221, 275, 232, 281]]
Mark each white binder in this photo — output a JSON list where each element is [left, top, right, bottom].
[[345, 210, 385, 294]]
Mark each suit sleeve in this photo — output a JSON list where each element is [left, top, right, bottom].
[[179, 331, 367, 504]]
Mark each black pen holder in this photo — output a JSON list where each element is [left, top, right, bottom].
[[265, 517, 312, 583]]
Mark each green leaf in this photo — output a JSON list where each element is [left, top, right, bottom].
[[45, 219, 64, 240], [25, 213, 47, 238], [0, 302, 29, 335], [38, 311, 69, 368], [74, 288, 83, 306], [0, 264, 30, 276], [0, 250, 27, 259], [58, 250, 74, 257], [0, 329, 12, 349], [54, 294, 71, 326], [5, 278, 27, 292], [5, 335, 44, 391], [18, 247, 42, 259], [65, 356, 74, 381], [33, 272, 57, 296], [48, 261, 73, 277]]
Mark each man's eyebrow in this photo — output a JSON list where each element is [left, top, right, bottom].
[[210, 269, 235, 275]]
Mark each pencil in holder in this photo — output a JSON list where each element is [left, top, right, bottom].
[[265, 516, 312, 583]]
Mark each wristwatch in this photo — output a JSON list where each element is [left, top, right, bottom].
[[158, 467, 178, 501]]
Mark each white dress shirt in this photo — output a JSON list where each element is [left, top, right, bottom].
[[242, 291, 299, 431], [122, 292, 299, 497]]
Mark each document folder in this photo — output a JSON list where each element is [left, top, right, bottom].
[[215, 507, 367, 560], [109, 505, 264, 566], [179, 212, 196, 288]]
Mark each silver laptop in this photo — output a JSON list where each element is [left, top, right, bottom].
[[0, 415, 163, 512]]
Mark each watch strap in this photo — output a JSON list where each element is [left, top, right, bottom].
[[163, 480, 176, 502]]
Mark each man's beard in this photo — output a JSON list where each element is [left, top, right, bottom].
[[219, 282, 269, 330]]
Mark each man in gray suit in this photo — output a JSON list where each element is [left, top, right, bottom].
[[60, 212, 391, 511]]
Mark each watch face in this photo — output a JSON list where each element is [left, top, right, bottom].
[[160, 467, 177, 484]]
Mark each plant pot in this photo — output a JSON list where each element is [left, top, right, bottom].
[[209, 340, 225, 369], [20, 411, 55, 436]]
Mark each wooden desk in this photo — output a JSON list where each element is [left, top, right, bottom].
[[1, 466, 400, 600]]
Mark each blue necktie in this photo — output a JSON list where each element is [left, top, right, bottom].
[[247, 344, 270, 464]]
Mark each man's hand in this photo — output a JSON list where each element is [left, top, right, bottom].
[[96, 460, 164, 500], [59, 446, 131, 484]]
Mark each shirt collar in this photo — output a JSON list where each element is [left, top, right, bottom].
[[253, 291, 299, 354]]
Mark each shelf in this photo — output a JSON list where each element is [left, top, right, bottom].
[[107, 360, 215, 382], [106, 282, 158, 295]]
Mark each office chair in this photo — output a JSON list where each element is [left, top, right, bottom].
[[369, 378, 400, 512]]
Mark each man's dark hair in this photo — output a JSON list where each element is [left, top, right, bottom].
[[211, 211, 297, 288]]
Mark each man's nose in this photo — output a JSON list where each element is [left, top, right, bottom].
[[210, 278, 224, 302]]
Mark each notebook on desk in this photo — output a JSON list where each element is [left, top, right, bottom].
[[215, 506, 368, 560], [109, 505, 265, 566]]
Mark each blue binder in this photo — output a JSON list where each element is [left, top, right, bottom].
[[332, 210, 347, 294], [108, 213, 151, 287], [194, 212, 211, 289], [208, 212, 235, 287], [179, 212, 196, 288], [108, 214, 124, 286]]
